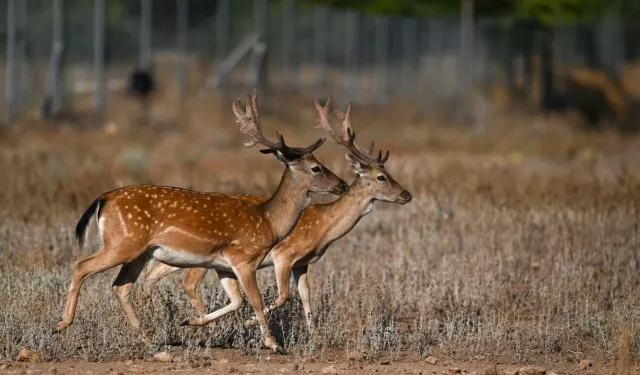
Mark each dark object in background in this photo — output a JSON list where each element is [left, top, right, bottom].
[[545, 68, 640, 133], [128, 68, 155, 125], [128, 69, 155, 98]]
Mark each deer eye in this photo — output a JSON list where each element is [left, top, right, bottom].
[[311, 166, 322, 173], [377, 175, 387, 182]]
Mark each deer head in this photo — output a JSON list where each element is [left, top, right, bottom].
[[233, 91, 347, 195], [313, 97, 411, 204]]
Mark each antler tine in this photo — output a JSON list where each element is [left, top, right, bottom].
[[314, 97, 370, 162], [334, 102, 378, 162], [335, 102, 391, 166], [334, 101, 353, 140], [232, 91, 280, 149], [380, 150, 390, 165], [313, 96, 343, 144]]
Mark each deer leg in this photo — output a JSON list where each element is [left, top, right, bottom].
[[182, 267, 209, 315], [245, 260, 292, 327], [112, 252, 151, 334], [293, 265, 315, 330], [141, 259, 182, 295], [235, 265, 284, 354], [180, 270, 242, 326], [56, 245, 136, 331]]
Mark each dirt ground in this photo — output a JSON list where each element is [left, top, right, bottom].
[[1, 348, 635, 375]]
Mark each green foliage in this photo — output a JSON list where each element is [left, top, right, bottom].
[[299, 0, 638, 21]]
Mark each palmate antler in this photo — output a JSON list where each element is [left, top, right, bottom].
[[233, 90, 326, 157], [313, 96, 389, 166]]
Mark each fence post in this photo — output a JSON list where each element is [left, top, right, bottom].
[[459, 0, 474, 107], [345, 10, 359, 99], [401, 17, 418, 97], [15, 0, 26, 114], [600, 15, 623, 77], [139, 0, 152, 70], [52, 0, 66, 115], [313, 4, 328, 94], [254, 0, 267, 40], [94, 0, 106, 115], [4, 0, 17, 124], [374, 15, 388, 103], [177, 0, 188, 96], [216, 0, 229, 62], [252, 0, 268, 91], [282, 0, 297, 89]]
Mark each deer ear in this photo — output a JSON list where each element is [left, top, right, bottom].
[[265, 150, 299, 166], [345, 152, 367, 175]]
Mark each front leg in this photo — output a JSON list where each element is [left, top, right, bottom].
[[293, 265, 315, 330], [235, 264, 285, 354], [245, 260, 293, 327]]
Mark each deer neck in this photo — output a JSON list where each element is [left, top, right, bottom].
[[318, 176, 375, 238], [261, 166, 312, 242]]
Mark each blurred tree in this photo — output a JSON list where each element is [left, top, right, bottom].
[[105, 0, 218, 30], [298, 0, 639, 21]]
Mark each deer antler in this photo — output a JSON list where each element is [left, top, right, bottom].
[[313, 97, 390, 166], [232, 90, 281, 149], [234, 90, 326, 157]]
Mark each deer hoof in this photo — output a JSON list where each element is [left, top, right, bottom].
[[274, 345, 287, 355]]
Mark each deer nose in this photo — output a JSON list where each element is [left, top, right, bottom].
[[400, 190, 412, 202]]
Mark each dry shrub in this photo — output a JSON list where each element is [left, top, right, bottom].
[[1, 94, 640, 366]]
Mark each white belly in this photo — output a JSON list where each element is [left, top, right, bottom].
[[150, 245, 232, 270]]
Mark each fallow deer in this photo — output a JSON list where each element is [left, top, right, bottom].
[[55, 91, 348, 353], [141, 96, 412, 329]]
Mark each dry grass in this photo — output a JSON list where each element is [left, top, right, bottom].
[[1, 90, 640, 369]]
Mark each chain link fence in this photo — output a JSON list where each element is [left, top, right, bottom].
[[1, 0, 636, 126]]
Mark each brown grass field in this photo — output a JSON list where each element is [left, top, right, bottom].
[[1, 87, 640, 374]]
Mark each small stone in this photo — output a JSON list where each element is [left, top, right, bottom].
[[153, 351, 172, 363], [579, 360, 592, 370], [125, 360, 135, 366], [425, 356, 438, 365], [380, 360, 391, 365], [321, 365, 338, 374], [104, 122, 119, 135], [265, 356, 271, 361], [448, 368, 462, 375], [109, 372, 124, 375], [517, 366, 546, 375], [279, 367, 292, 373], [218, 358, 230, 364], [0, 364, 9, 370], [483, 364, 498, 375], [16, 348, 39, 362], [228, 366, 237, 373]]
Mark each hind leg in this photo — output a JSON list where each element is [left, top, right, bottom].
[[182, 268, 209, 314], [112, 252, 151, 332], [141, 259, 182, 295], [56, 245, 136, 331], [181, 270, 242, 326]]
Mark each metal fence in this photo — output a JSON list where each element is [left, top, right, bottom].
[[1, 0, 636, 124]]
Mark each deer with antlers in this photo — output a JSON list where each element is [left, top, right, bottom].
[[141, 96, 412, 330], [55, 91, 348, 353]]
